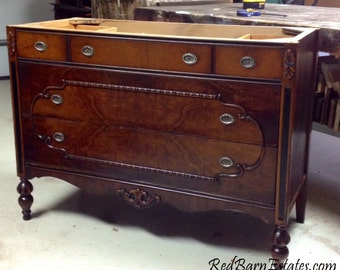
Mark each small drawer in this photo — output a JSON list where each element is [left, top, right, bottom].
[[215, 45, 283, 79], [70, 36, 212, 73], [16, 31, 67, 61]]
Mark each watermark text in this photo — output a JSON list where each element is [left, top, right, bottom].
[[208, 256, 337, 270]]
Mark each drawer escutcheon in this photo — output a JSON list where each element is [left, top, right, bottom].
[[220, 113, 235, 125], [219, 157, 234, 168], [50, 94, 63, 105], [34, 41, 47, 52], [53, 132, 65, 143], [82, 45, 95, 57], [240, 56, 256, 69], [182, 53, 198, 65]]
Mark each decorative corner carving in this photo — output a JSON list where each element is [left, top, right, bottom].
[[117, 188, 161, 209], [7, 30, 16, 56], [283, 49, 296, 79]]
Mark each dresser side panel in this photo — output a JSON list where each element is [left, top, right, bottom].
[[288, 30, 319, 207]]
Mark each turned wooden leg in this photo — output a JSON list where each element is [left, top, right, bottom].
[[271, 226, 290, 269], [295, 181, 307, 223], [17, 178, 34, 220]]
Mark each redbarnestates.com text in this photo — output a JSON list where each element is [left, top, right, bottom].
[[208, 256, 337, 270]]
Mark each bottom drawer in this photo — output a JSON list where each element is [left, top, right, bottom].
[[23, 117, 277, 204]]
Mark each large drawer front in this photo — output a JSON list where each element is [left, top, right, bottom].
[[20, 62, 281, 146], [70, 36, 212, 74], [215, 45, 283, 79], [31, 81, 265, 145], [23, 117, 276, 204], [16, 31, 67, 61]]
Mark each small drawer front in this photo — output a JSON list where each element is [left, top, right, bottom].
[[70, 36, 212, 73], [215, 45, 283, 79], [16, 31, 67, 61]]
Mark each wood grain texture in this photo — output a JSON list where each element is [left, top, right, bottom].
[[7, 20, 318, 263]]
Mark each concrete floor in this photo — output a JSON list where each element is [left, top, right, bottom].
[[0, 79, 339, 269]]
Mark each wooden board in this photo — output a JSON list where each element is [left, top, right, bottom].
[[91, 0, 233, 20], [309, 0, 340, 7], [134, 3, 340, 55]]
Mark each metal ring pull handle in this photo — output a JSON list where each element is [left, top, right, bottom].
[[34, 41, 47, 52], [182, 53, 198, 65], [240, 56, 256, 69], [50, 94, 63, 105], [82, 45, 95, 57], [220, 113, 235, 125], [219, 157, 234, 168], [53, 132, 65, 143]]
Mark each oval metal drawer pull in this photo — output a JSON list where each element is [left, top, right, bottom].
[[220, 113, 235, 125], [34, 41, 47, 52], [240, 56, 256, 69], [50, 94, 63, 105], [53, 132, 65, 143], [82, 45, 95, 57], [219, 157, 234, 168], [182, 53, 198, 65]]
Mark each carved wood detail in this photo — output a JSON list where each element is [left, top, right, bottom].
[[30, 80, 266, 181], [117, 188, 161, 208], [17, 178, 34, 220], [7, 30, 16, 56], [283, 49, 296, 79], [271, 226, 291, 269]]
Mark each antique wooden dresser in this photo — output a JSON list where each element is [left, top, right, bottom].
[[7, 18, 318, 266]]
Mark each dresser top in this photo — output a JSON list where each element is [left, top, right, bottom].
[[9, 18, 316, 44]]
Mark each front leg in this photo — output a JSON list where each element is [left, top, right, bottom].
[[17, 178, 34, 220], [271, 226, 290, 269]]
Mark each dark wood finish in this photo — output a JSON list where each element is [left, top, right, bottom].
[[17, 178, 34, 220], [295, 179, 307, 223], [7, 19, 318, 263], [271, 226, 291, 269]]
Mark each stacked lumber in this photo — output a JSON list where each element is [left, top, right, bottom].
[[313, 54, 340, 132]]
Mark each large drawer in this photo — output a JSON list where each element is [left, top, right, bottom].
[[15, 31, 67, 61], [215, 45, 283, 80], [19, 62, 281, 146], [23, 117, 276, 204], [69, 36, 212, 74]]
